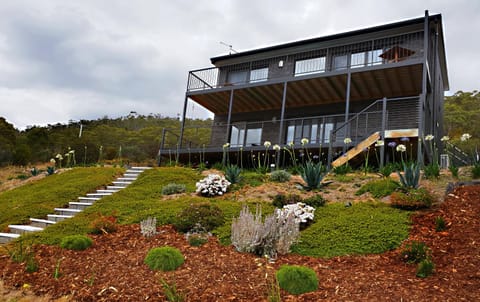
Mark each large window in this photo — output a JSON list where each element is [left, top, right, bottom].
[[250, 67, 268, 82], [230, 124, 262, 147], [227, 70, 248, 84], [230, 124, 245, 147], [333, 54, 348, 70], [295, 57, 326, 76], [286, 120, 334, 145], [245, 128, 262, 146]]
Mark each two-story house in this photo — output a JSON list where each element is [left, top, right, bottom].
[[159, 11, 448, 168]]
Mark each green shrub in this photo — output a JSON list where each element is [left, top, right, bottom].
[[424, 163, 440, 179], [448, 164, 459, 178], [162, 183, 186, 195], [379, 163, 396, 178], [276, 265, 318, 295], [333, 163, 352, 175], [401, 241, 430, 264], [144, 246, 184, 271], [435, 216, 446, 232], [355, 179, 400, 198], [301, 161, 325, 190], [270, 170, 291, 182], [390, 188, 434, 210], [187, 234, 208, 247], [224, 164, 242, 184], [472, 163, 480, 179], [60, 235, 93, 251], [173, 203, 225, 233], [398, 162, 421, 189], [303, 194, 326, 207], [272, 194, 302, 208], [416, 259, 435, 278]]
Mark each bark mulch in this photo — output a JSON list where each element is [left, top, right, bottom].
[[1, 184, 479, 301]]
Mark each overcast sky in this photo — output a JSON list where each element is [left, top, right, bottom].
[[0, 0, 478, 130]]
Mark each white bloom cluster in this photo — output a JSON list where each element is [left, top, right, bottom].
[[301, 138, 309, 145], [425, 134, 434, 141], [273, 144, 281, 151], [396, 144, 407, 152], [344, 137, 352, 144], [276, 202, 315, 224], [196, 174, 231, 197], [461, 133, 472, 141]]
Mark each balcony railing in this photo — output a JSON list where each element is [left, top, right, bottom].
[[187, 31, 424, 92]]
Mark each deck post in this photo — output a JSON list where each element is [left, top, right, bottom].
[[178, 95, 188, 150], [277, 82, 288, 167], [380, 97, 387, 167], [417, 94, 425, 166], [418, 10, 429, 166], [343, 72, 352, 153], [225, 89, 235, 144]]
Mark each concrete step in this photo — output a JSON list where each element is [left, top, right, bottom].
[[117, 177, 137, 181], [55, 208, 82, 216], [47, 214, 73, 222], [123, 173, 139, 178], [97, 189, 118, 193], [87, 192, 112, 197], [106, 186, 125, 190], [78, 196, 101, 202], [30, 218, 56, 228], [125, 169, 143, 174], [8, 225, 43, 235], [130, 166, 152, 170], [112, 181, 131, 187], [69, 201, 93, 210], [0, 232, 20, 244]]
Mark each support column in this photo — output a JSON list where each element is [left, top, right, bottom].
[[277, 82, 288, 167], [178, 95, 189, 150], [225, 89, 234, 144], [380, 97, 387, 167], [343, 72, 352, 153], [418, 10, 429, 166]]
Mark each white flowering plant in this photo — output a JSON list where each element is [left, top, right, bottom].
[[276, 202, 315, 225], [196, 174, 231, 197]]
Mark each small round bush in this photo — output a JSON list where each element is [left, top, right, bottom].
[[60, 235, 93, 251], [144, 246, 184, 271], [390, 188, 434, 210], [272, 194, 302, 208], [162, 183, 186, 195], [303, 194, 326, 207], [270, 170, 291, 182], [276, 265, 318, 295], [173, 203, 225, 233]]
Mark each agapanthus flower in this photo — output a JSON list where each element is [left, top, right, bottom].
[[273, 144, 281, 151], [396, 144, 406, 152], [223, 142, 230, 148], [440, 136, 450, 142], [375, 140, 384, 147], [425, 134, 434, 141], [344, 137, 352, 144], [400, 137, 410, 142], [301, 138, 309, 145], [264, 141, 271, 148], [50, 158, 56, 164], [388, 141, 397, 148], [461, 133, 472, 141]]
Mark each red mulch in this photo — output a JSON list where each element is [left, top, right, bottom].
[[1, 185, 479, 301]]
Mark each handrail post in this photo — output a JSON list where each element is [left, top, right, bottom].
[[157, 128, 167, 167]]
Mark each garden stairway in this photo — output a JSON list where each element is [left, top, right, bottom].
[[0, 166, 152, 244], [331, 132, 381, 168]]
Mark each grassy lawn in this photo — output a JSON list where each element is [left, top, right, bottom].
[[12, 167, 411, 257], [0, 167, 123, 231]]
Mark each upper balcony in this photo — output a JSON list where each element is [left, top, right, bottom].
[[186, 31, 425, 114]]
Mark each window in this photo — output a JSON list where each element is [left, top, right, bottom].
[[250, 67, 268, 82], [227, 70, 248, 84], [295, 57, 326, 76], [368, 49, 383, 65], [351, 52, 367, 68], [230, 124, 245, 147], [333, 54, 348, 70], [245, 128, 262, 146]]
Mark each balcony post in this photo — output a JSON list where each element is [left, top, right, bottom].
[[343, 71, 352, 153], [225, 89, 234, 145], [277, 82, 288, 167], [417, 94, 425, 166], [380, 97, 387, 167], [178, 95, 189, 150]]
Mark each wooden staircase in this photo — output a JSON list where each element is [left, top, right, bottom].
[[331, 132, 381, 168]]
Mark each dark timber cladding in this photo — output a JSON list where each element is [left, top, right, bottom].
[[166, 11, 448, 167]]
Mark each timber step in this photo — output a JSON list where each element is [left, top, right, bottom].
[[117, 177, 137, 181], [86, 192, 112, 197], [30, 218, 57, 228], [0, 233, 20, 244], [8, 225, 44, 234], [331, 132, 381, 168], [96, 189, 118, 193], [123, 173, 139, 178], [112, 181, 132, 186], [69, 201, 94, 210], [106, 186, 125, 190], [47, 214, 73, 222]]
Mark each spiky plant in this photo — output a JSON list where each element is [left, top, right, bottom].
[[224, 164, 242, 184], [300, 161, 324, 190], [398, 162, 420, 189]]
